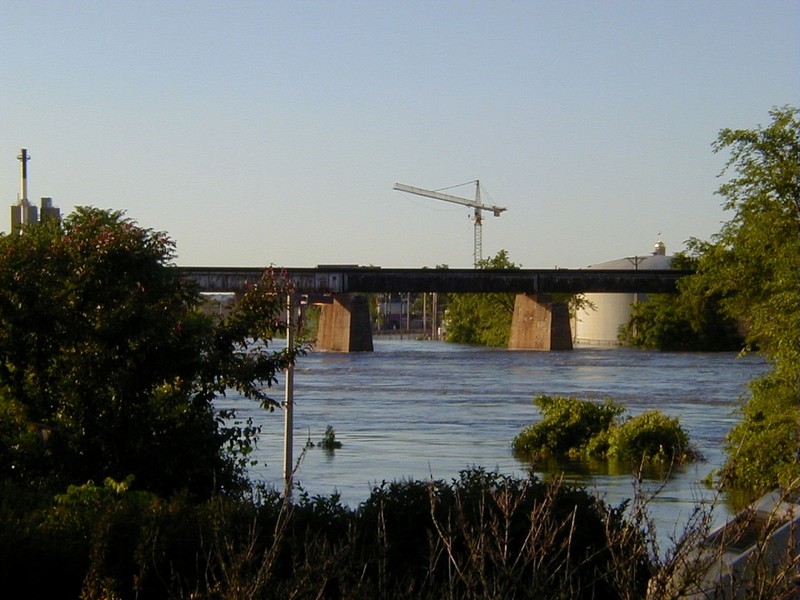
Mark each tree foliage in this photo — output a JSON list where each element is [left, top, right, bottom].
[[444, 250, 519, 346], [688, 107, 799, 494], [618, 254, 744, 351], [513, 396, 700, 466], [699, 106, 800, 367], [0, 207, 299, 499], [713, 108, 799, 495], [1, 467, 651, 599], [615, 107, 798, 494]]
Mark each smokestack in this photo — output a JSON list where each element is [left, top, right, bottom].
[[17, 148, 30, 203]]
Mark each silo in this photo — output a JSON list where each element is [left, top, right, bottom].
[[574, 241, 671, 346]]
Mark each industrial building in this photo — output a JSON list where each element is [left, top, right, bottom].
[[573, 240, 672, 346], [9, 149, 61, 234]]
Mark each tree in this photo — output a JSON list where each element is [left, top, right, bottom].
[[444, 250, 518, 346], [690, 107, 799, 494], [618, 253, 744, 351], [0, 207, 299, 498], [444, 251, 589, 347]]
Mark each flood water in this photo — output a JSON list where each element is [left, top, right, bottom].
[[218, 338, 769, 545]]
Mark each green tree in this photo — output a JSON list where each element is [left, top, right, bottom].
[[690, 107, 799, 494], [0, 207, 299, 498], [444, 250, 519, 346], [618, 253, 744, 351]]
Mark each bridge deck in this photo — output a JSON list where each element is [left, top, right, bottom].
[[179, 266, 691, 294]]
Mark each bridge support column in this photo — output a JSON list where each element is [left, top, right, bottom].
[[316, 294, 374, 352], [508, 294, 572, 351]]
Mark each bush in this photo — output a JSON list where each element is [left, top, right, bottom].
[[513, 395, 701, 467], [0, 468, 652, 599], [319, 425, 342, 450], [513, 396, 624, 459], [607, 410, 701, 464], [722, 372, 800, 495], [0, 208, 301, 499]]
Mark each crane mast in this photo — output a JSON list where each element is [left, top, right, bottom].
[[393, 181, 507, 267]]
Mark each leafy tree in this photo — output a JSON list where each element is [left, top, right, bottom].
[[688, 107, 799, 494], [0, 207, 299, 499], [444, 250, 519, 346], [444, 252, 589, 346], [618, 253, 744, 351], [698, 106, 799, 366]]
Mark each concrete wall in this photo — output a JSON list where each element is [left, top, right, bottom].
[[315, 295, 374, 352], [508, 294, 573, 351]]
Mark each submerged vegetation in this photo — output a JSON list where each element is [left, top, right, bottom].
[[319, 425, 343, 450], [513, 396, 701, 466]]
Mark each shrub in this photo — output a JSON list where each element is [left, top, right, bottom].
[[722, 372, 800, 495], [607, 410, 701, 464], [513, 395, 624, 459], [319, 425, 342, 450], [513, 395, 701, 467], [0, 468, 652, 599]]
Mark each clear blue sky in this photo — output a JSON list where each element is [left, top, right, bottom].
[[1, 1, 797, 268]]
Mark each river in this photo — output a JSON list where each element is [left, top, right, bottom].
[[218, 339, 769, 546]]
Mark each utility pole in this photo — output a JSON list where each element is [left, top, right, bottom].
[[282, 294, 296, 499]]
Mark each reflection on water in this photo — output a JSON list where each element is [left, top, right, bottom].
[[218, 339, 768, 544], [527, 455, 680, 480]]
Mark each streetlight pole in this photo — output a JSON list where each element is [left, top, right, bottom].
[[282, 293, 295, 499]]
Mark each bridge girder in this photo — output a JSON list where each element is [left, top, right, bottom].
[[178, 266, 691, 295]]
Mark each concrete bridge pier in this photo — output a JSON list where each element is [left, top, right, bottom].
[[315, 294, 374, 352], [508, 294, 573, 351]]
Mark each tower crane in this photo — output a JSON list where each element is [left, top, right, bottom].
[[393, 180, 507, 267]]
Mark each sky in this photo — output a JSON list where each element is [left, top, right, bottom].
[[1, 1, 798, 269]]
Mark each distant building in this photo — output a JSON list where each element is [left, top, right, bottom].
[[573, 240, 672, 346], [9, 148, 61, 235], [10, 196, 61, 235], [10, 199, 38, 232], [39, 197, 60, 222]]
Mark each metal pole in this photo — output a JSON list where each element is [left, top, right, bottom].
[[422, 293, 427, 336], [473, 180, 482, 267], [432, 292, 438, 340], [282, 293, 295, 499]]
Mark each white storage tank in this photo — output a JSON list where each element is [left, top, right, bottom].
[[574, 241, 672, 346]]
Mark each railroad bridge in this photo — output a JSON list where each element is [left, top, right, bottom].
[[179, 266, 690, 352]]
